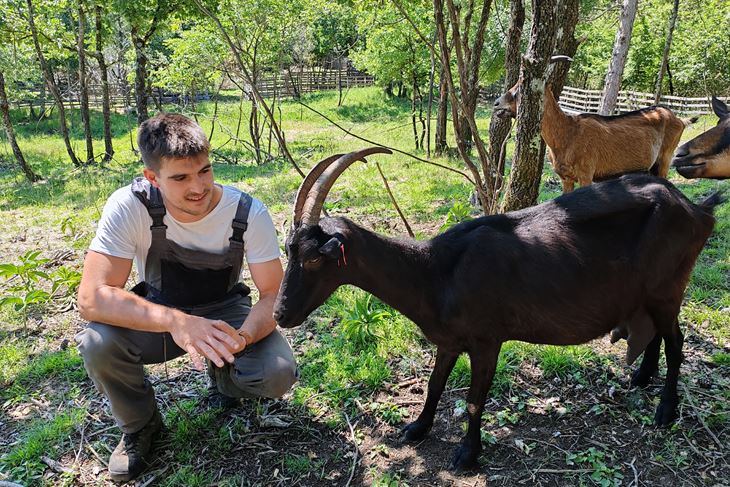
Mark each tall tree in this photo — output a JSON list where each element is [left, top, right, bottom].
[[599, 0, 638, 115], [653, 0, 679, 104], [432, 0, 496, 213], [77, 1, 94, 164], [26, 0, 81, 166], [487, 0, 524, 209], [92, 3, 114, 161], [0, 70, 40, 182], [117, 1, 176, 124], [501, 0, 559, 212]]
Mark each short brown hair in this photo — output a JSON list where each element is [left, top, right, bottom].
[[137, 113, 210, 172]]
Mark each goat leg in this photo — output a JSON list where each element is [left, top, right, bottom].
[[450, 344, 500, 472], [631, 333, 662, 388], [655, 322, 684, 425], [401, 348, 458, 442]]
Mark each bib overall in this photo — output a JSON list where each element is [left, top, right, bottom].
[[76, 179, 297, 433]]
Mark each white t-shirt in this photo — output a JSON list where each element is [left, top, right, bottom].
[[89, 181, 281, 282]]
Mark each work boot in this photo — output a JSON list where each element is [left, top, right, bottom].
[[108, 408, 163, 483]]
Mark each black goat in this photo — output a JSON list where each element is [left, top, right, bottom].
[[274, 148, 721, 471]]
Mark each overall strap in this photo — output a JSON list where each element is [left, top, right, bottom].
[[131, 177, 167, 240], [229, 191, 253, 250], [227, 191, 253, 290]]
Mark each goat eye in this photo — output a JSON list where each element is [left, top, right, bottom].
[[308, 257, 322, 264]]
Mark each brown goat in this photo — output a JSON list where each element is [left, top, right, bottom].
[[493, 83, 694, 192], [673, 96, 730, 179]]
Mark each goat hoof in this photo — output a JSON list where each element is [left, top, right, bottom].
[[449, 444, 480, 472], [400, 421, 431, 443], [630, 368, 654, 388], [654, 400, 678, 426]]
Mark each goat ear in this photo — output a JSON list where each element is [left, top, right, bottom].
[[712, 96, 729, 121], [319, 236, 343, 260]]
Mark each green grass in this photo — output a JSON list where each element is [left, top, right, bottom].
[[0, 408, 86, 484], [538, 345, 597, 379], [1, 346, 86, 402]]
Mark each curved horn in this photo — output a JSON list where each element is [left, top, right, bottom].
[[550, 55, 573, 63], [301, 147, 393, 226], [293, 153, 344, 226]]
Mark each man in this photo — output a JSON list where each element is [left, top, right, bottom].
[[76, 113, 297, 483]]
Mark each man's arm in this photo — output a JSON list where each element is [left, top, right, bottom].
[[234, 258, 284, 350], [77, 250, 244, 369]]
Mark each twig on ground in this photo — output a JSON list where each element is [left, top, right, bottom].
[[344, 411, 360, 487], [628, 456, 639, 487], [534, 468, 593, 473], [85, 443, 108, 467], [396, 378, 420, 388], [682, 383, 724, 449], [42, 456, 75, 474], [138, 466, 169, 487]]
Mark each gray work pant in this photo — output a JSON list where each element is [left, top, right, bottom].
[[75, 292, 298, 433]]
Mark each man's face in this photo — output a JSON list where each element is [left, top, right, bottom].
[[143, 152, 219, 223]]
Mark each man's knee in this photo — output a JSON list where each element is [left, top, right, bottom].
[[262, 356, 298, 398], [75, 323, 132, 371]]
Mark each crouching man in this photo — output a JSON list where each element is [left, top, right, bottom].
[[75, 113, 297, 483]]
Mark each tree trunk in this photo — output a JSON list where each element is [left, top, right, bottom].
[[654, 0, 679, 105], [501, 0, 559, 212], [434, 0, 492, 212], [77, 4, 94, 164], [411, 74, 419, 150], [209, 78, 224, 142], [488, 0, 524, 208], [426, 33, 435, 158], [27, 0, 80, 166], [435, 67, 448, 155], [548, 0, 580, 97], [0, 71, 40, 182], [132, 28, 149, 124], [598, 0, 638, 115], [94, 4, 113, 162]]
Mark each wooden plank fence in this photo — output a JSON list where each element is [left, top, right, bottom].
[[559, 86, 730, 117], [10, 69, 374, 112]]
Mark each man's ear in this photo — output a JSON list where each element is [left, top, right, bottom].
[[143, 167, 160, 188], [319, 236, 343, 260]]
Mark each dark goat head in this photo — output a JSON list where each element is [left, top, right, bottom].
[[274, 147, 393, 328], [673, 96, 730, 179]]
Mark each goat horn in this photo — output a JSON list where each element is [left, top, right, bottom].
[[300, 147, 393, 226], [293, 153, 345, 226], [550, 55, 573, 63]]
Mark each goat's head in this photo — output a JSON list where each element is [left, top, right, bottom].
[[273, 147, 393, 328], [492, 55, 573, 120], [673, 96, 730, 179], [493, 81, 521, 119]]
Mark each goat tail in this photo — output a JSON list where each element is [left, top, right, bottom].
[[698, 188, 728, 214], [682, 116, 699, 127]]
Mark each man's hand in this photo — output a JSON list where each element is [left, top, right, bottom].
[[168, 315, 246, 370]]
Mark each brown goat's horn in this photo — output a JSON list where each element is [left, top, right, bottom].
[[293, 153, 344, 226], [300, 147, 393, 226]]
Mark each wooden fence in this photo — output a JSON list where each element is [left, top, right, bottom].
[[10, 69, 375, 112], [558, 86, 730, 116]]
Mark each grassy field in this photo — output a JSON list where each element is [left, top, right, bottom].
[[0, 86, 728, 486]]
